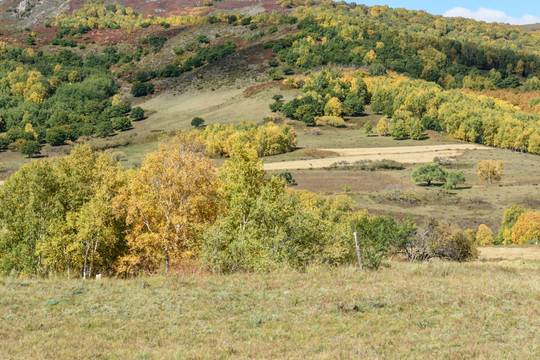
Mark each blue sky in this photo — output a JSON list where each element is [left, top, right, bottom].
[[356, 1, 540, 24]]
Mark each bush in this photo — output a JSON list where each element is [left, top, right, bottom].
[[428, 221, 478, 261], [130, 107, 145, 121], [172, 47, 185, 56], [112, 117, 132, 131], [197, 35, 210, 44], [268, 70, 284, 80], [269, 102, 283, 112], [272, 170, 296, 185], [191, 117, 205, 128], [351, 215, 415, 270], [348, 159, 405, 171], [0, 135, 10, 150], [315, 116, 346, 127], [131, 82, 155, 97]]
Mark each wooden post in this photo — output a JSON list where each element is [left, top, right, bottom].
[[353, 231, 363, 270]]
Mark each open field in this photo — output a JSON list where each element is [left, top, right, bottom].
[[1, 259, 538, 359], [479, 245, 540, 260], [263, 144, 490, 170]]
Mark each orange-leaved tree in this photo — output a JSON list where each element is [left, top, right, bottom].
[[511, 212, 540, 245], [116, 135, 220, 275]]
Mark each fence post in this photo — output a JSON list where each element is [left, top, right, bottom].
[[354, 231, 363, 270]]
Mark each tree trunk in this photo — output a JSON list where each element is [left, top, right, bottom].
[[354, 232, 363, 270], [164, 245, 169, 274]]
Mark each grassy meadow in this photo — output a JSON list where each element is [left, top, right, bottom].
[[1, 256, 539, 359]]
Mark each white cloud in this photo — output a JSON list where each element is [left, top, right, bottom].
[[443, 7, 540, 25]]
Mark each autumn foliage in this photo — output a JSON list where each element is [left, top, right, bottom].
[[511, 212, 540, 245]]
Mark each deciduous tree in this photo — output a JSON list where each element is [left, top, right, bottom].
[[117, 135, 219, 275], [412, 163, 447, 186], [511, 212, 540, 245], [477, 160, 503, 184]]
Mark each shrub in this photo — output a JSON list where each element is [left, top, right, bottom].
[[268, 70, 284, 80], [428, 221, 478, 261], [433, 156, 457, 166], [272, 170, 296, 185], [0, 135, 10, 150], [351, 159, 404, 171], [315, 116, 346, 127], [173, 47, 185, 56], [131, 82, 154, 97], [191, 117, 205, 128], [197, 35, 210, 44], [112, 117, 132, 131], [269, 102, 283, 112], [130, 107, 145, 121], [351, 215, 415, 270], [364, 120, 373, 135]]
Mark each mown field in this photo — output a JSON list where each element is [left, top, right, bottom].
[[1, 255, 539, 359]]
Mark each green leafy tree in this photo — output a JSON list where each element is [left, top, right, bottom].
[[97, 121, 114, 137], [409, 118, 424, 140], [390, 119, 407, 139], [412, 163, 447, 186], [295, 104, 316, 125], [364, 120, 373, 135], [20, 140, 42, 158], [191, 117, 205, 128], [343, 93, 364, 116], [45, 127, 67, 146], [0, 161, 61, 275], [131, 82, 154, 97], [351, 215, 415, 270], [497, 205, 528, 245], [112, 117, 132, 131], [130, 107, 145, 121], [443, 171, 466, 189]]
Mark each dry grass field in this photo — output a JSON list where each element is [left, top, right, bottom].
[[263, 144, 489, 170], [1, 258, 538, 359]]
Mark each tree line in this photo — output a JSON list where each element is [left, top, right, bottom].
[[272, 69, 540, 153], [1, 136, 504, 278]]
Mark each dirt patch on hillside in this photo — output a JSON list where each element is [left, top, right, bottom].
[[264, 144, 491, 170]]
